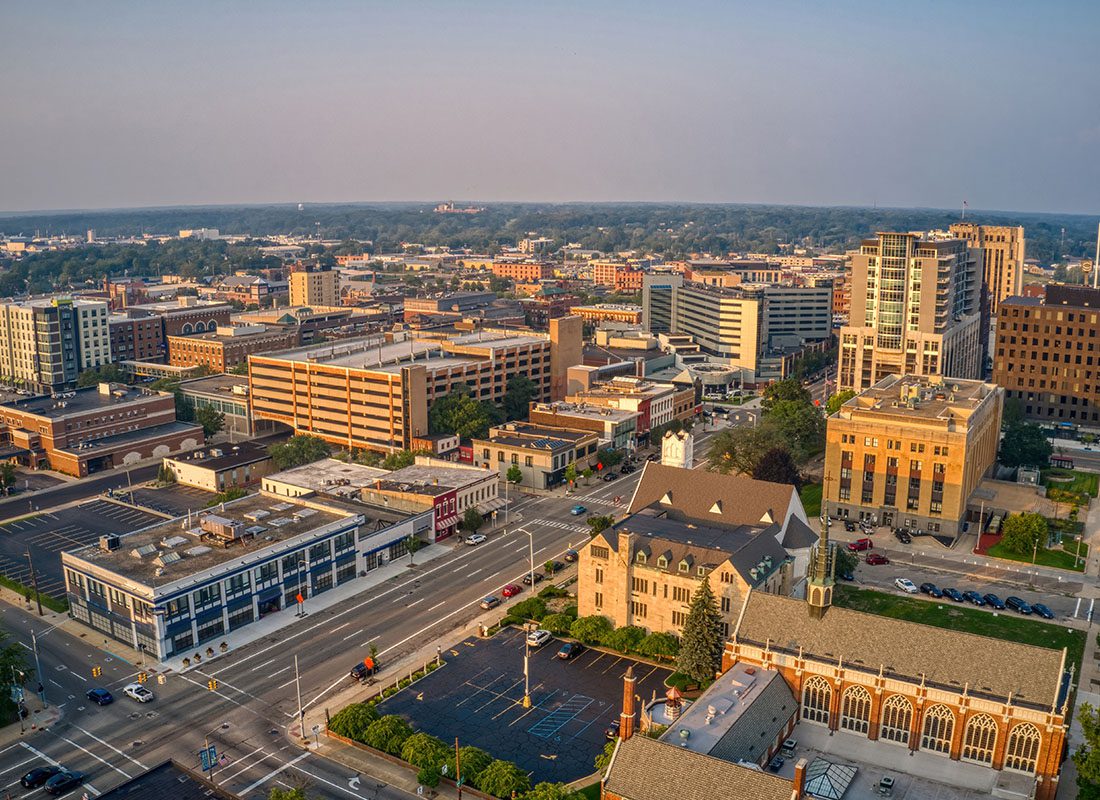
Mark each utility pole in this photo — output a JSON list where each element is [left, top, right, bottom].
[[24, 552, 42, 616], [295, 654, 306, 742], [30, 630, 45, 708], [455, 737, 462, 800]]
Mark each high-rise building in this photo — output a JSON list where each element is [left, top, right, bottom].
[[641, 273, 682, 333], [949, 223, 1025, 317], [0, 297, 112, 391], [289, 264, 338, 307], [838, 232, 982, 392]]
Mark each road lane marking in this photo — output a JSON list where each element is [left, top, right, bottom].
[[250, 658, 277, 672], [465, 568, 483, 578], [268, 665, 293, 679], [406, 598, 423, 607], [429, 601, 446, 611], [341, 628, 364, 641], [331, 622, 349, 632], [240, 751, 310, 795], [56, 734, 131, 779], [71, 725, 148, 770]]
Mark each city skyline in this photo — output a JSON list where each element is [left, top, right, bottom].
[[3, 1, 1100, 215]]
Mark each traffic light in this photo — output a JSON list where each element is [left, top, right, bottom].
[[157, 674, 166, 685], [207, 678, 218, 691], [91, 666, 102, 678], [137, 671, 148, 683]]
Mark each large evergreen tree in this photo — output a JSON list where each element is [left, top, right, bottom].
[[676, 579, 723, 683]]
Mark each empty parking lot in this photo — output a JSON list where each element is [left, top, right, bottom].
[[379, 628, 670, 784]]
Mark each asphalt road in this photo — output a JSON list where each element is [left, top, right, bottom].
[[0, 469, 647, 799]]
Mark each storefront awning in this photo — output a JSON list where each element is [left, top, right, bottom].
[[477, 497, 508, 515], [435, 514, 458, 529]]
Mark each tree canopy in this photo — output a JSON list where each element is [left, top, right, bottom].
[[752, 447, 803, 489], [999, 422, 1053, 468], [269, 435, 332, 470], [760, 378, 811, 413], [428, 385, 502, 440], [825, 389, 856, 415], [677, 579, 723, 684], [503, 375, 538, 421], [1075, 703, 1100, 799], [999, 512, 1049, 555], [195, 405, 225, 437]]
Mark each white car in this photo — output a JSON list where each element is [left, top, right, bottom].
[[465, 534, 487, 546], [526, 629, 552, 648], [894, 578, 918, 594], [123, 682, 154, 703]]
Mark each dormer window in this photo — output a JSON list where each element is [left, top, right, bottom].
[[709, 501, 723, 514], [697, 567, 707, 577], [635, 552, 647, 565], [656, 555, 668, 568], [659, 491, 673, 505], [678, 560, 689, 573]]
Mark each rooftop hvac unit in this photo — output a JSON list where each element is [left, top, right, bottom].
[[99, 534, 121, 552]]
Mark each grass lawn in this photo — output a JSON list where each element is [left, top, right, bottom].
[[834, 586, 1085, 674], [1042, 467, 1099, 504], [986, 540, 1087, 572], [800, 482, 822, 518], [576, 784, 600, 800]]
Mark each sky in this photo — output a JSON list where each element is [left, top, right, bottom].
[[2, 0, 1099, 215]]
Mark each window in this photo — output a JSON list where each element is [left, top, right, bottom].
[[801, 676, 831, 726], [590, 546, 609, 560], [879, 695, 912, 745], [671, 611, 687, 626], [919, 708, 954, 757], [511, 454, 518, 464], [840, 686, 871, 735], [309, 541, 331, 562], [193, 585, 221, 611], [225, 573, 250, 598], [962, 714, 998, 765], [334, 531, 355, 552], [594, 592, 603, 608], [594, 567, 603, 584], [636, 552, 647, 565], [672, 586, 690, 603], [1004, 723, 1041, 774], [525, 456, 533, 467], [631, 577, 648, 593], [165, 596, 190, 620], [720, 596, 731, 613], [630, 601, 647, 619]]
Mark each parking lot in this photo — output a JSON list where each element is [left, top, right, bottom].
[[131, 484, 217, 516], [379, 628, 670, 784], [0, 499, 164, 599]]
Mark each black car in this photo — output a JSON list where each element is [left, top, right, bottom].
[[620, 464, 635, 475], [546, 560, 565, 574], [21, 766, 62, 789], [602, 472, 619, 482], [86, 687, 113, 705], [557, 642, 584, 660], [942, 587, 964, 602], [961, 590, 986, 606], [1032, 603, 1055, 619], [838, 569, 855, 581], [350, 658, 379, 681], [893, 529, 912, 544], [919, 582, 942, 598], [521, 572, 544, 585], [844, 520, 856, 532], [563, 549, 579, 563], [982, 593, 1006, 610], [1006, 596, 1032, 615], [44, 771, 87, 796], [605, 720, 620, 740]]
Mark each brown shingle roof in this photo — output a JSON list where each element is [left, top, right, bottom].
[[734, 592, 1066, 709], [603, 735, 793, 800], [628, 463, 799, 528]]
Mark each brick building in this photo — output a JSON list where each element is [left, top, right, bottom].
[[168, 326, 298, 372], [124, 298, 233, 338], [109, 313, 166, 363], [489, 261, 554, 282]]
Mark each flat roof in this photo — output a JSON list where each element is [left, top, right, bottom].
[[126, 299, 230, 313], [530, 402, 637, 423], [3, 384, 165, 419], [177, 373, 249, 397], [165, 442, 270, 472], [377, 463, 495, 493], [840, 374, 998, 423], [264, 458, 390, 495], [65, 493, 359, 589]]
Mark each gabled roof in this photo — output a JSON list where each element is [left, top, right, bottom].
[[628, 462, 799, 528], [781, 515, 819, 550], [735, 592, 1066, 710], [604, 735, 793, 800]]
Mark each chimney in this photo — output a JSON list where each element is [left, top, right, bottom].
[[792, 758, 808, 799], [620, 666, 636, 740]]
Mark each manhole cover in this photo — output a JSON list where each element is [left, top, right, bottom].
[[131, 740, 144, 748], [145, 711, 158, 718], [128, 713, 141, 720]]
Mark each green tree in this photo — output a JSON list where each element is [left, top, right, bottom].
[[268, 789, 311, 800], [999, 422, 1053, 468], [76, 363, 128, 387], [541, 613, 574, 635], [676, 579, 723, 684], [563, 462, 577, 488], [594, 740, 616, 773], [401, 732, 449, 769], [1000, 512, 1049, 555], [751, 447, 802, 489], [834, 547, 859, 577], [228, 362, 250, 375], [363, 715, 413, 755], [382, 449, 429, 470], [506, 464, 523, 484], [760, 378, 811, 413], [206, 486, 246, 506], [510, 597, 547, 621], [569, 615, 612, 645], [195, 404, 225, 437], [462, 507, 484, 533], [444, 746, 493, 788], [1075, 703, 1100, 799], [269, 435, 332, 470], [586, 515, 615, 537], [825, 389, 856, 415], [0, 462, 16, 495], [636, 631, 679, 661], [603, 625, 645, 654], [428, 386, 502, 439], [405, 534, 423, 564], [706, 425, 774, 475], [477, 760, 531, 799], [503, 375, 538, 421], [417, 765, 441, 789], [581, 467, 594, 484], [327, 703, 379, 741], [522, 783, 581, 800], [765, 399, 824, 461], [155, 463, 176, 486], [596, 448, 623, 468], [1002, 397, 1025, 427]]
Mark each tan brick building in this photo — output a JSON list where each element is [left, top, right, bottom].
[[950, 222, 1026, 317], [824, 374, 1002, 537], [168, 326, 298, 372], [489, 261, 554, 282], [289, 265, 338, 307]]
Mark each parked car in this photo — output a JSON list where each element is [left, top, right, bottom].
[[982, 593, 1005, 609], [465, 533, 487, 546], [564, 549, 579, 563], [479, 596, 501, 610], [961, 590, 986, 606], [85, 688, 113, 706], [847, 538, 873, 552], [1006, 596, 1033, 615], [557, 642, 585, 660], [123, 682, 154, 703], [893, 529, 912, 544], [919, 582, 942, 598], [838, 568, 855, 581], [546, 560, 565, 574], [570, 505, 587, 516], [522, 572, 544, 585], [844, 520, 856, 532], [527, 629, 552, 648], [21, 766, 62, 789], [350, 658, 378, 681], [602, 472, 619, 482], [865, 553, 889, 565], [894, 578, 918, 594], [620, 464, 635, 475], [501, 584, 523, 598], [1032, 603, 1055, 619], [941, 588, 964, 603], [44, 771, 87, 796], [605, 720, 621, 740]]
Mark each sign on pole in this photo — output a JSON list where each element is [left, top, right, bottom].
[[200, 744, 217, 771]]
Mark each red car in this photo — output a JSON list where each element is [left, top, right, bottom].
[[847, 538, 873, 552], [501, 583, 523, 598], [865, 553, 890, 565]]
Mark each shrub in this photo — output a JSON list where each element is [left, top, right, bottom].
[[328, 703, 379, 741], [418, 765, 441, 789], [444, 746, 492, 788], [510, 597, 548, 621], [603, 626, 646, 654], [637, 632, 680, 661], [541, 613, 574, 636], [538, 585, 569, 599], [401, 732, 449, 770], [364, 715, 413, 755], [500, 615, 524, 628], [569, 615, 613, 645], [477, 760, 531, 798], [563, 604, 578, 618]]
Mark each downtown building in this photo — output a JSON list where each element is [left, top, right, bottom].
[[249, 322, 582, 453], [0, 297, 112, 392], [838, 232, 982, 392], [950, 222, 1026, 317]]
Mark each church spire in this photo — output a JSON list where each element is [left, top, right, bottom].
[[806, 472, 836, 619]]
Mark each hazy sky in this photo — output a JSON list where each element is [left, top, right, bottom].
[[3, 0, 1099, 214]]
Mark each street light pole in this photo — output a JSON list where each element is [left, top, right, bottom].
[[297, 559, 308, 617], [24, 551, 42, 616], [523, 527, 535, 709], [30, 630, 45, 708], [295, 654, 306, 742]]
